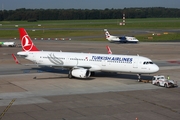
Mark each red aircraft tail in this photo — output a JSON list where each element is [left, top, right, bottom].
[[106, 45, 112, 54], [19, 28, 39, 51]]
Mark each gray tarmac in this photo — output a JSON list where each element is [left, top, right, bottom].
[[0, 40, 180, 120]]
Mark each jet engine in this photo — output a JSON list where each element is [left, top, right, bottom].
[[71, 68, 91, 78]]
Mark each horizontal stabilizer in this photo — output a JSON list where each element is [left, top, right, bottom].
[[12, 54, 20, 64]]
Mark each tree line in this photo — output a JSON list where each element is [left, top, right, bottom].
[[0, 7, 180, 21]]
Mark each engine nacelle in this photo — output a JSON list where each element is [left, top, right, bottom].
[[71, 68, 91, 78]]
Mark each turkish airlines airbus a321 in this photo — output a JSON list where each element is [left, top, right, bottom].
[[13, 28, 159, 80]]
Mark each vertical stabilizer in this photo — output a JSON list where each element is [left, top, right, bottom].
[[106, 45, 112, 54], [19, 28, 39, 51], [104, 29, 111, 39]]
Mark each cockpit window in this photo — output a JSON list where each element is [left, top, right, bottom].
[[143, 61, 153, 64]]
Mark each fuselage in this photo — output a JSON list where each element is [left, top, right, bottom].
[[17, 51, 159, 74], [107, 35, 139, 43], [105, 30, 139, 43]]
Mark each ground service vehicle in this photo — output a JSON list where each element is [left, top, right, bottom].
[[152, 75, 178, 88]]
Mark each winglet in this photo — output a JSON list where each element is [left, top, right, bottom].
[[19, 28, 39, 51], [12, 54, 20, 64], [106, 45, 112, 54]]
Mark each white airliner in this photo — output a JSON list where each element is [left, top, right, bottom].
[[14, 28, 159, 80], [104, 29, 139, 43], [0, 42, 16, 47]]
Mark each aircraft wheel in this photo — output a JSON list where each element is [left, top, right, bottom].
[[68, 70, 73, 79], [137, 79, 142, 82], [91, 72, 95, 76]]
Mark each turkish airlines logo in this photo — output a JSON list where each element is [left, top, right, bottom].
[[22, 35, 33, 51]]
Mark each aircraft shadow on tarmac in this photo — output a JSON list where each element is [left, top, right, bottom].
[[20, 67, 153, 81], [22, 67, 96, 80], [34, 76, 69, 80], [22, 67, 68, 74], [93, 72, 153, 80]]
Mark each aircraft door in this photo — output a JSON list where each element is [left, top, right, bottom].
[[102, 60, 106, 66], [38, 56, 43, 63], [66, 57, 70, 64], [133, 57, 139, 68], [31, 53, 37, 63]]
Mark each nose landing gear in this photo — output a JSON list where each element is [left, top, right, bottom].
[[137, 74, 142, 82]]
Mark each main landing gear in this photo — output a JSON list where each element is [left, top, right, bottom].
[[68, 69, 73, 79], [91, 72, 95, 76]]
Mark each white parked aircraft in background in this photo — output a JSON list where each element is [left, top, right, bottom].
[[0, 42, 16, 47], [13, 28, 159, 80], [104, 29, 139, 43]]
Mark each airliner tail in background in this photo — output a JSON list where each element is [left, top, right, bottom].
[[106, 45, 112, 54]]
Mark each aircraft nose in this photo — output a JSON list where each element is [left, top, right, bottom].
[[153, 64, 159, 72]]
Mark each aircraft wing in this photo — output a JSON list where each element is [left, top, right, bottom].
[[38, 64, 92, 69]]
